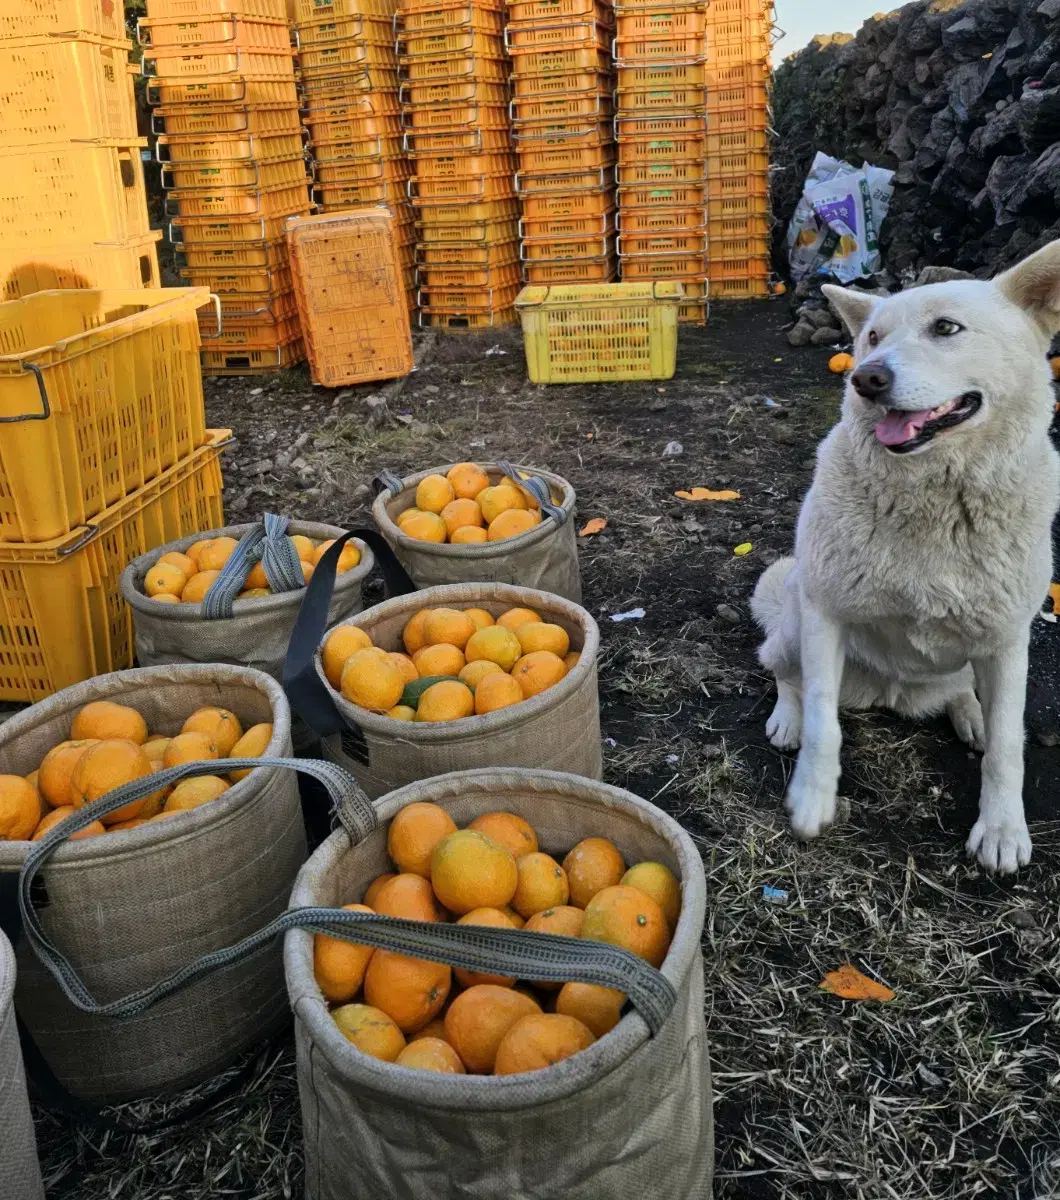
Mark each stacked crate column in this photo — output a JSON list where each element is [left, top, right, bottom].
[[704, 0, 774, 299], [398, 0, 520, 329], [142, 0, 311, 375], [614, 0, 708, 323], [507, 0, 617, 286], [293, 0, 417, 314]]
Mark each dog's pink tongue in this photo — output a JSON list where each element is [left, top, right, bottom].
[[875, 408, 933, 446]]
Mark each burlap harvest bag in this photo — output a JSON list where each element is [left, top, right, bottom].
[[0, 931, 44, 1200], [121, 513, 373, 682], [373, 461, 582, 601], [284, 544, 602, 799], [0, 664, 310, 1105], [285, 767, 714, 1200]]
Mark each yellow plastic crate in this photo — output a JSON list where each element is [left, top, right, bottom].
[[0, 233, 162, 301], [0, 288, 213, 543], [0, 0, 125, 41], [0, 429, 228, 704], [515, 280, 681, 384]]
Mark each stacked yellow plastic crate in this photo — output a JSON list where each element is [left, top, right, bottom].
[[397, 0, 520, 329], [613, 0, 709, 323], [293, 0, 417, 314], [0, 0, 160, 301], [508, 0, 617, 286], [704, 0, 772, 299], [142, 0, 312, 374]]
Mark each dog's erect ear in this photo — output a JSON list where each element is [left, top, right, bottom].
[[822, 284, 877, 338], [996, 239, 1060, 334]]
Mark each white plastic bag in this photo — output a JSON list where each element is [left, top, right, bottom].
[[787, 151, 895, 283]]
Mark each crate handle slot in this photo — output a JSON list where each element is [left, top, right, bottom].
[[56, 524, 100, 558], [0, 363, 51, 424], [198, 295, 224, 339]]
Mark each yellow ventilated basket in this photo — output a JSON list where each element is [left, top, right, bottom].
[[515, 281, 683, 384]]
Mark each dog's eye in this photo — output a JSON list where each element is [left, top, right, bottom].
[[933, 319, 963, 337], [867, 330, 879, 347]]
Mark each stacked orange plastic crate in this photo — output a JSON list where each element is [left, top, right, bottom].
[[704, 0, 773, 299], [292, 0, 417, 315], [0, 1, 159, 300], [397, 0, 520, 329], [508, 0, 617, 286], [614, 0, 709, 322], [142, 0, 311, 374]]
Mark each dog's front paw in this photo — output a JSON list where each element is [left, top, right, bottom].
[[766, 693, 802, 751], [966, 815, 1033, 875], [785, 769, 837, 841], [948, 692, 986, 752]]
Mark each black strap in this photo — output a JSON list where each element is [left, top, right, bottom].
[[283, 528, 416, 741]]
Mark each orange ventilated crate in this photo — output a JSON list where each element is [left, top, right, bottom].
[[403, 101, 509, 131], [507, 0, 609, 18], [399, 5, 505, 34], [521, 258, 615, 284], [0, 0, 126, 40], [165, 182, 311, 219], [286, 209, 413, 387], [413, 152, 517, 180], [144, 47, 296, 80], [521, 234, 612, 262], [138, 14, 290, 49], [404, 127, 512, 153], [615, 83, 706, 111], [515, 165, 615, 194], [419, 283, 520, 310], [617, 230, 707, 257], [504, 19, 611, 54], [706, 13, 773, 47], [309, 111, 404, 141], [401, 79, 509, 107], [170, 211, 306, 243], [294, 15, 395, 47], [152, 102, 302, 137], [617, 206, 705, 234], [315, 158, 413, 186], [398, 27, 506, 58], [313, 180, 410, 209], [710, 276, 771, 300], [520, 211, 614, 240], [312, 136, 405, 162], [417, 262, 522, 289], [147, 75, 298, 106], [293, 0, 400, 19], [416, 235, 519, 265], [208, 289, 298, 320], [0, 234, 162, 301], [416, 197, 519, 224], [615, 7, 707, 38], [299, 40, 398, 75], [179, 265, 293, 294], [615, 112, 706, 138], [420, 308, 516, 329], [707, 188, 771, 222], [704, 60, 770, 109], [409, 173, 517, 204], [508, 47, 609, 76], [619, 180, 707, 209], [201, 340, 304, 374], [206, 313, 301, 349], [616, 161, 705, 186], [400, 56, 509, 84], [156, 131, 305, 163], [517, 137, 615, 174], [519, 187, 612, 220], [162, 155, 309, 191], [618, 134, 707, 165], [511, 88, 612, 125], [144, 0, 286, 16], [619, 254, 707, 279], [175, 238, 289, 270]]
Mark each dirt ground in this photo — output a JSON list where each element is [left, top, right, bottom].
[[36, 302, 1060, 1200]]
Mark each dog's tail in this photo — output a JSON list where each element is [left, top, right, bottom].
[[750, 557, 796, 634]]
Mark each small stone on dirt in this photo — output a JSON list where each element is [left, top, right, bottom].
[[716, 604, 742, 624], [810, 327, 844, 346], [663, 440, 684, 457], [787, 320, 816, 347]]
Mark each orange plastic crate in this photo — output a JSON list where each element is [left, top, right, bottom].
[[706, 14, 773, 47], [146, 0, 286, 16], [312, 135, 405, 162], [520, 211, 614, 240], [409, 173, 516, 204], [515, 118, 613, 145], [162, 155, 309, 191], [207, 313, 301, 349], [706, 37, 770, 69], [704, 59, 770, 103], [418, 283, 520, 310], [512, 67, 613, 99], [404, 101, 508, 131], [1, 0, 127, 40], [294, 15, 395, 47], [299, 40, 397, 74], [521, 235, 612, 262], [417, 262, 521, 289], [509, 47, 609, 76], [505, 19, 611, 54], [399, 5, 505, 33], [201, 339, 304, 374], [616, 61, 706, 89], [613, 35, 705, 65], [619, 180, 707, 209], [207, 288, 299, 320], [401, 79, 509, 108], [706, 189, 770, 221], [710, 277, 770, 300], [515, 165, 614, 194], [400, 56, 509, 84], [170, 210, 307, 243], [286, 209, 413, 387], [615, 7, 706, 37], [313, 179, 409, 208], [416, 236, 519, 265], [419, 308, 516, 329], [144, 47, 296, 80], [711, 105, 771, 135], [165, 182, 311, 219], [138, 14, 290, 50], [707, 149, 771, 180], [180, 265, 294, 295], [521, 258, 615, 284], [0, 234, 162, 301], [315, 157, 412, 186], [293, 0, 394, 19], [506, 0, 612, 21], [413, 153, 517, 180], [518, 140, 614, 174], [617, 205, 705, 234], [706, 0, 776, 17], [619, 254, 706, 279], [615, 84, 705, 111], [616, 161, 705, 186], [615, 113, 706, 138], [308, 110, 403, 141], [618, 135, 707, 165], [707, 240, 771, 271], [398, 28, 506, 58], [158, 131, 306, 163], [176, 238, 289, 270], [617, 230, 707, 257], [404, 127, 512, 153], [511, 88, 612, 125], [519, 187, 612, 221], [153, 104, 302, 137], [416, 198, 519, 224], [147, 75, 298, 106]]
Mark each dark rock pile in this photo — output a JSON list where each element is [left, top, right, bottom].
[[772, 0, 1060, 288]]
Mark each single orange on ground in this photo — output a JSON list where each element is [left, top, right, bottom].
[[198, 536, 239, 573], [463, 607, 495, 631], [487, 509, 538, 542], [450, 526, 488, 545], [496, 607, 541, 634], [423, 608, 477, 650], [322, 625, 374, 689], [440, 498, 484, 538], [444, 985, 541, 1073], [288, 534, 316, 562], [515, 622, 570, 659], [165, 776, 230, 812], [0, 776, 44, 840], [477, 484, 526, 525], [459, 660, 505, 689], [313, 539, 362, 573], [581, 885, 670, 968], [69, 740, 155, 823], [400, 511, 447, 543], [182, 707, 243, 757], [159, 551, 197, 577], [402, 609, 432, 655], [145, 562, 187, 599], [430, 829, 519, 915], [387, 802, 458, 877], [373, 873, 445, 922], [453, 907, 518, 989], [341, 648, 407, 713], [163, 731, 219, 769], [364, 950, 451, 1033], [621, 861, 681, 929], [182, 570, 221, 604], [416, 680, 474, 723], [396, 1038, 465, 1074], [32, 806, 105, 841], [387, 653, 419, 686], [562, 837, 627, 908], [37, 740, 97, 808], [415, 474, 456, 514], [511, 651, 567, 699], [363, 873, 398, 908], [412, 643, 466, 679], [71, 701, 148, 745], [512, 853, 569, 919], [493, 1013, 595, 1075], [331, 1004, 405, 1062], [313, 903, 375, 1003], [555, 983, 625, 1038], [467, 812, 538, 860], [446, 462, 490, 499], [464, 625, 521, 672], [473, 672, 524, 716], [228, 723, 273, 782]]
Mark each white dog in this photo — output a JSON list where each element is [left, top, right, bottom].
[[752, 240, 1060, 873]]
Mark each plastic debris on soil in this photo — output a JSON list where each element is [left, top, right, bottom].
[[819, 963, 896, 1002]]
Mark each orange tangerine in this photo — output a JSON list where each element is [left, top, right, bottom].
[[450, 526, 488, 545], [142, 738, 169, 766], [487, 509, 537, 542], [496, 607, 541, 633], [153, 594, 181, 604], [228, 723, 273, 782], [563, 651, 581, 673], [69, 740, 155, 824], [459, 660, 505, 689], [412, 643, 466, 679], [32, 806, 105, 842], [387, 652, 419, 686], [37, 740, 97, 808], [363, 873, 398, 908], [244, 561, 269, 590], [71, 701, 148, 745], [453, 908, 518, 989], [562, 837, 626, 909], [478, 484, 526, 525], [524, 905, 584, 939], [415, 474, 456, 514], [423, 608, 477, 650], [312, 539, 362, 573], [446, 462, 490, 500], [288, 534, 316, 562], [322, 625, 374, 689], [299, 561, 316, 585], [473, 672, 524, 716], [511, 651, 567, 699], [467, 812, 538, 860], [387, 802, 458, 878], [444, 985, 541, 1074], [555, 983, 624, 1038], [515, 622, 570, 659], [464, 608, 495, 631], [198, 536, 239, 573], [163, 731, 219, 769], [185, 539, 214, 568], [331, 1004, 405, 1062], [415, 680, 474, 723], [364, 950, 451, 1033], [464, 625, 521, 672], [395, 1038, 465, 1074], [0, 776, 43, 841], [430, 829, 518, 916], [493, 1013, 595, 1076], [621, 862, 682, 930], [182, 570, 221, 604], [400, 511, 447, 543], [581, 885, 670, 968], [145, 562, 187, 599], [440, 498, 484, 538], [511, 852, 569, 919], [387, 705, 416, 722], [402, 609, 432, 655], [373, 874, 445, 923], [313, 903, 375, 1003], [165, 776, 230, 812], [182, 707, 243, 756], [340, 648, 406, 713]]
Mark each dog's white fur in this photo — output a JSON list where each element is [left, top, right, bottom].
[[751, 240, 1060, 873]]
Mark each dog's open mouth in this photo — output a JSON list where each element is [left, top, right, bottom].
[[874, 392, 982, 453]]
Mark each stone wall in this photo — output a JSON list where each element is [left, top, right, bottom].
[[771, 0, 1060, 282]]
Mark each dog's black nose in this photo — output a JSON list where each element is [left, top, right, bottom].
[[851, 363, 894, 400]]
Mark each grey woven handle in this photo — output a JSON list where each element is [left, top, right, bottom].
[[17, 761, 677, 1034], [201, 513, 307, 619]]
